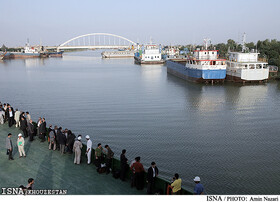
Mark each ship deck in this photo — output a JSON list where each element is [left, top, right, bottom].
[[0, 124, 145, 195]]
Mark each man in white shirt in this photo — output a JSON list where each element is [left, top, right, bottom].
[[0, 110, 4, 124], [14, 109, 21, 127], [17, 133, 26, 158], [86, 135, 92, 165]]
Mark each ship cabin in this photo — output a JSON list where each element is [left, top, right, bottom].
[[227, 51, 268, 70], [22, 44, 40, 54], [187, 49, 226, 66], [142, 44, 162, 61]]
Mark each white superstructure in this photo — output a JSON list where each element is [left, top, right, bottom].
[[134, 44, 164, 64], [141, 44, 162, 62], [226, 34, 268, 82]]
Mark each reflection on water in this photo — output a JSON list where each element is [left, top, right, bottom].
[[0, 51, 280, 194]]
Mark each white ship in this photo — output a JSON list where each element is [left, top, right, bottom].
[[134, 43, 164, 64], [226, 33, 269, 82]]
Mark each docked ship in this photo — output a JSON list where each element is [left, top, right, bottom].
[[226, 34, 269, 83], [134, 44, 164, 64], [8, 43, 41, 59], [166, 39, 226, 83], [101, 50, 135, 58]]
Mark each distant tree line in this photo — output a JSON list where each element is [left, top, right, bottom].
[[0, 44, 21, 52]]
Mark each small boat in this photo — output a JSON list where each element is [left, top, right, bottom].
[[166, 39, 226, 83], [134, 43, 164, 64]]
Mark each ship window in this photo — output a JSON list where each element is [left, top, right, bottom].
[[205, 52, 207, 54], [263, 64, 268, 69], [256, 64, 261, 69], [212, 52, 214, 54]]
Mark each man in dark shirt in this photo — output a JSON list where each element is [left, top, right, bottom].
[[39, 118, 47, 142], [27, 119, 35, 142], [20, 117, 28, 138], [120, 149, 128, 181], [104, 145, 114, 174], [57, 127, 66, 154], [147, 161, 159, 194], [95, 143, 103, 172], [6, 133, 14, 160]]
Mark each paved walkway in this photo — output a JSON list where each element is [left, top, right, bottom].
[[0, 124, 145, 195]]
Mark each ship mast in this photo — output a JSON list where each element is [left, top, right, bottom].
[[242, 33, 246, 53], [204, 38, 211, 50]]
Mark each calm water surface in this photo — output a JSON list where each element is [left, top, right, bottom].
[[1, 51, 280, 194]]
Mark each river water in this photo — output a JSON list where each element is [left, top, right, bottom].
[[0, 51, 280, 194]]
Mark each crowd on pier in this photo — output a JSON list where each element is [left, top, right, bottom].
[[0, 101, 205, 195]]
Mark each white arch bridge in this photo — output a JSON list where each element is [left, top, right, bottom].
[[46, 33, 137, 50]]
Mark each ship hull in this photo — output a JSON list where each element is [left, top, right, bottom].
[[48, 51, 64, 57], [8, 52, 40, 59], [226, 69, 269, 83], [166, 60, 226, 83]]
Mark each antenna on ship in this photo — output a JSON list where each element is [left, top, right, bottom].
[[203, 38, 211, 50], [242, 33, 246, 52]]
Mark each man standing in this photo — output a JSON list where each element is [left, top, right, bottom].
[[57, 127, 66, 154], [95, 143, 103, 172], [171, 173, 182, 195], [25, 112, 31, 123], [14, 109, 21, 127], [120, 149, 128, 181], [8, 106, 15, 127], [17, 133, 26, 158], [73, 136, 83, 164], [27, 120, 35, 142], [147, 162, 159, 194], [85, 135, 92, 165], [130, 156, 145, 190], [104, 145, 114, 174], [193, 176, 204, 195], [0, 108, 4, 124], [20, 117, 28, 138], [66, 130, 75, 154], [6, 133, 14, 160], [39, 118, 46, 142], [48, 125, 56, 150]]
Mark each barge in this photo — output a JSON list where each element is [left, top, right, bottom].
[[101, 50, 134, 58], [166, 39, 226, 83]]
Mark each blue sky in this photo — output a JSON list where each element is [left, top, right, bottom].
[[0, 0, 280, 47]]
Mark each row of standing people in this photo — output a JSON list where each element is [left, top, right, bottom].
[[2, 102, 204, 195]]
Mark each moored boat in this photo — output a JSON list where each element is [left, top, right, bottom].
[[134, 44, 164, 64], [9, 43, 41, 59], [48, 50, 64, 57], [226, 34, 269, 83], [101, 50, 134, 58], [166, 39, 226, 83]]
